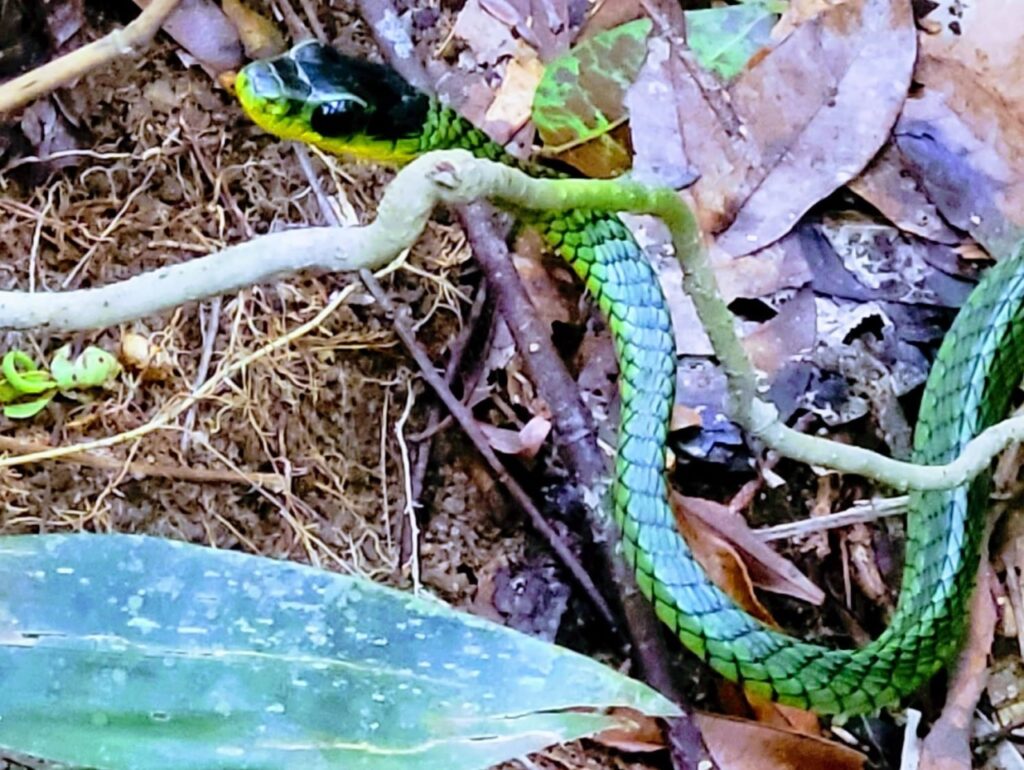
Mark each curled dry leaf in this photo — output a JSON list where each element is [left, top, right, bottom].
[[478, 415, 551, 458], [221, 0, 286, 60], [847, 141, 962, 244], [715, 0, 916, 255], [120, 332, 173, 381], [741, 288, 816, 377], [451, 0, 517, 65], [673, 493, 825, 612]]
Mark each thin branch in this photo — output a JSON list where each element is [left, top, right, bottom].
[[754, 496, 909, 542], [4, 151, 1022, 490], [0, 0, 182, 115], [0, 434, 286, 489], [358, 269, 620, 631], [0, 152, 449, 331]]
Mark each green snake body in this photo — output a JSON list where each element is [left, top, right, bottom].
[[236, 41, 1024, 715]]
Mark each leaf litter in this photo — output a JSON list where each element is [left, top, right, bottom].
[[5, 0, 1024, 768]]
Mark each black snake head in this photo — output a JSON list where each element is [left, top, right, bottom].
[[235, 40, 431, 163]]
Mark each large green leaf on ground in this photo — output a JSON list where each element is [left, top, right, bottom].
[[0, 534, 679, 769]]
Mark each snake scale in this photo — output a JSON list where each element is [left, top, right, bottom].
[[235, 40, 1024, 716]]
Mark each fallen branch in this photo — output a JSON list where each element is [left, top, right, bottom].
[[4, 150, 1024, 493], [0, 0, 182, 116]]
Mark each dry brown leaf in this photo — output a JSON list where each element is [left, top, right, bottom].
[[221, 0, 285, 60], [920, 0, 1024, 109], [578, 0, 645, 40], [631, 0, 915, 253], [672, 494, 776, 624], [133, 0, 242, 74], [741, 288, 816, 377], [848, 141, 961, 244], [711, 238, 812, 303], [695, 712, 866, 770], [895, 54, 1024, 256], [478, 415, 551, 458], [483, 43, 546, 140], [592, 707, 666, 753], [479, 0, 570, 60], [674, 494, 826, 606], [714, 0, 915, 255], [451, 0, 518, 65], [670, 404, 702, 431]]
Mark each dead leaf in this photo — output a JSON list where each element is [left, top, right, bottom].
[[479, 0, 572, 60], [919, 0, 1024, 109], [741, 288, 816, 377], [848, 141, 961, 244], [221, 0, 285, 59], [715, 0, 916, 255], [484, 43, 545, 139], [674, 494, 826, 606], [670, 404, 702, 431], [631, 0, 916, 254], [451, 0, 517, 65], [895, 54, 1024, 257], [671, 495, 823, 618], [593, 707, 666, 753], [695, 712, 866, 770], [133, 0, 243, 74], [711, 238, 812, 303], [478, 415, 551, 458]]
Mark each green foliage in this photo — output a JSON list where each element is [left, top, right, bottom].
[[0, 345, 121, 418], [0, 534, 679, 769]]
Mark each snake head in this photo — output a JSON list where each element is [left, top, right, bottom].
[[235, 40, 431, 164]]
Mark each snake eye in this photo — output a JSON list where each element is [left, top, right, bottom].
[[310, 98, 370, 139]]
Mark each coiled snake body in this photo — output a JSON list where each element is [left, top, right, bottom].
[[236, 41, 1024, 716]]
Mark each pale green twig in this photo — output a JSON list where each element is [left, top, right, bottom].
[[2, 149, 1021, 493]]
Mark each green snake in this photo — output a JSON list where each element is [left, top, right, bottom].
[[235, 40, 1024, 716]]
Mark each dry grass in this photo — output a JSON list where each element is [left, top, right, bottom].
[[0, 18, 504, 594]]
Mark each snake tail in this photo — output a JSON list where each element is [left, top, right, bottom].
[[235, 41, 1024, 716]]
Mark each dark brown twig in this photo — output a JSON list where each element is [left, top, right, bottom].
[[355, 3, 713, 765], [359, 268, 619, 631], [401, 279, 493, 564]]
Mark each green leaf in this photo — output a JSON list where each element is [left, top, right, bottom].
[[49, 344, 122, 390], [687, 4, 779, 80], [3, 392, 55, 419], [532, 18, 653, 177], [0, 534, 679, 769]]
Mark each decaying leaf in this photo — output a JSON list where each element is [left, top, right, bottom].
[[674, 494, 825, 607], [221, 0, 285, 60], [479, 415, 551, 458], [133, 0, 243, 73], [895, 54, 1024, 257], [532, 18, 653, 177], [630, 0, 916, 254], [695, 713, 866, 769]]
